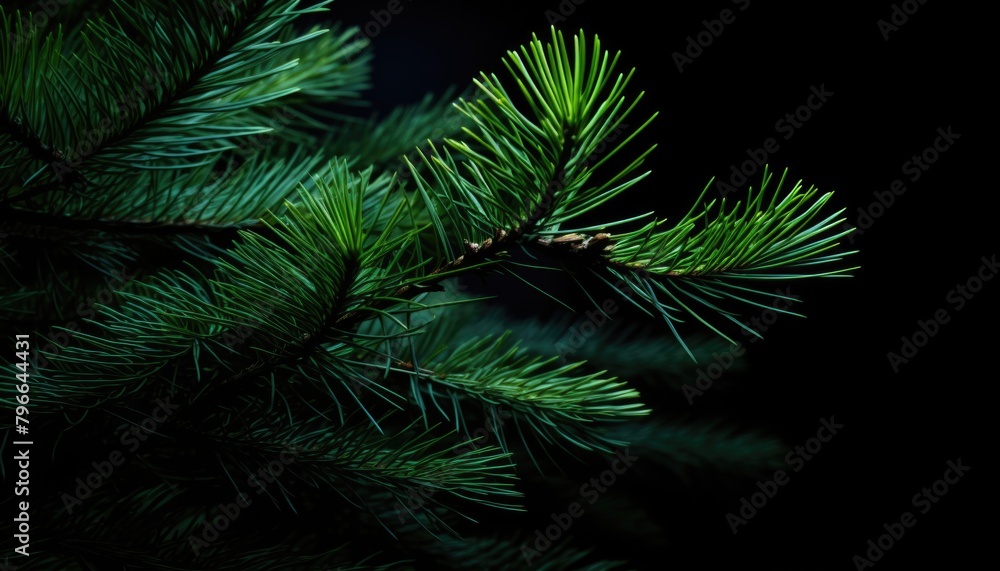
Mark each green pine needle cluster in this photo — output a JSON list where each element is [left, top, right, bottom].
[[1, 1, 855, 568]]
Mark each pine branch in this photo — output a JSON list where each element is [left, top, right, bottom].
[[394, 28, 652, 258], [0, 12, 861, 569], [311, 29, 657, 336], [16, 476, 408, 569], [198, 404, 523, 521], [369, 30, 854, 360], [421, 298, 734, 386], [385, 314, 650, 458], [16, 162, 371, 413], [326, 88, 472, 170], [582, 167, 858, 357], [1, 0, 339, 227]]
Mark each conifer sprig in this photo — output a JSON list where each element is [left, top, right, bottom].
[[1, 0, 364, 227], [0, 5, 858, 568], [398, 29, 854, 357], [401, 331, 650, 456]]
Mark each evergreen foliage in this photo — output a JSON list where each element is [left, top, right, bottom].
[[1, 1, 855, 568]]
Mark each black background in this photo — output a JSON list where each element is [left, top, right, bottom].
[[325, 0, 991, 570]]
